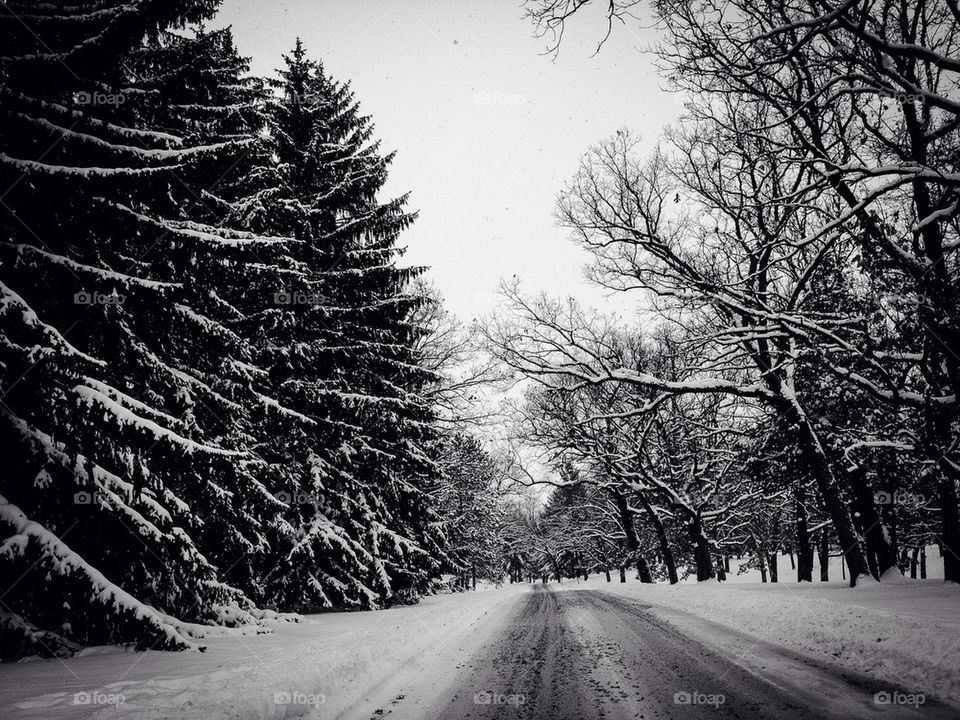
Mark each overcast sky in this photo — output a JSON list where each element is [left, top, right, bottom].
[[214, 0, 679, 320]]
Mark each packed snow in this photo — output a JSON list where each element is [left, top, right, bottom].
[[2, 567, 958, 719]]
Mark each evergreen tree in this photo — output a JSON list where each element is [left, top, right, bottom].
[[1, 8, 449, 659], [234, 40, 445, 609], [0, 2, 285, 656], [436, 433, 505, 589]]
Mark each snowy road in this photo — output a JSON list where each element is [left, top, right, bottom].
[[3, 581, 958, 719], [350, 585, 957, 720]]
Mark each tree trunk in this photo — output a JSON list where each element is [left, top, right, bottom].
[[605, 568, 611, 582], [796, 488, 814, 582], [636, 554, 653, 583], [639, 494, 678, 584], [688, 515, 715, 581], [611, 489, 653, 583], [759, 551, 768, 583], [785, 402, 871, 585], [619, 566, 626, 583], [818, 533, 830, 581], [936, 469, 960, 582], [768, 552, 779, 583], [888, 494, 900, 569], [920, 546, 927, 579], [910, 546, 919, 579], [849, 469, 897, 579]]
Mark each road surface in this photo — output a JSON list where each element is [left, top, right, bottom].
[[345, 584, 957, 720]]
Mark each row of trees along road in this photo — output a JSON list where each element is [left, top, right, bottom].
[[487, 0, 960, 586], [0, 1, 468, 658]]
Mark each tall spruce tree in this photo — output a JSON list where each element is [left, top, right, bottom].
[[0, 2, 286, 656], [235, 40, 445, 609], [126, 25, 298, 606]]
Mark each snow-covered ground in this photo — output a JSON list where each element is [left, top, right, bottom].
[[2, 566, 957, 718], [0, 583, 527, 720], [565, 571, 960, 704], [720, 544, 946, 583]]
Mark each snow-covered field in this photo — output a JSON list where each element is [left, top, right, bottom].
[[2, 568, 957, 719]]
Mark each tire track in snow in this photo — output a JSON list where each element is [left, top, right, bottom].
[[419, 585, 958, 720]]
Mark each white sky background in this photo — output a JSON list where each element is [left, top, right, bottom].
[[213, 0, 680, 321]]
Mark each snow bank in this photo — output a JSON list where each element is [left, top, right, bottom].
[[0, 585, 527, 719], [574, 574, 960, 703]]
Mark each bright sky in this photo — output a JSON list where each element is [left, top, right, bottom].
[[214, 0, 679, 320]]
